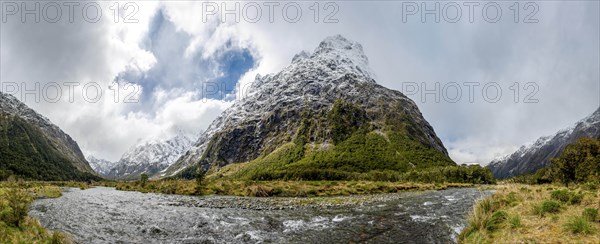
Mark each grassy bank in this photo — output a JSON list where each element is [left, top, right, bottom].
[[0, 181, 72, 243], [459, 183, 600, 243], [97, 179, 478, 197]]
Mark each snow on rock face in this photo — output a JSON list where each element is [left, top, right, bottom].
[[87, 156, 118, 176], [104, 132, 194, 180], [488, 107, 600, 179], [164, 35, 449, 177]]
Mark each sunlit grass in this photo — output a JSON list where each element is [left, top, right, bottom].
[[0, 181, 72, 243], [459, 183, 600, 243]]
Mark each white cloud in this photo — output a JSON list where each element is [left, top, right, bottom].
[[1, 1, 598, 165]]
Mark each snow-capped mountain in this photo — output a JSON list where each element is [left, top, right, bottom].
[[105, 132, 194, 180], [164, 35, 451, 177], [488, 107, 600, 179], [87, 155, 118, 176], [0, 92, 97, 180]]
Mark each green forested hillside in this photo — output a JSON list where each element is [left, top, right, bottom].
[[0, 113, 99, 181], [185, 100, 494, 184]]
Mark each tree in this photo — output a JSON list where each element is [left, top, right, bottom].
[[140, 173, 149, 187], [195, 169, 206, 195], [550, 137, 600, 186]]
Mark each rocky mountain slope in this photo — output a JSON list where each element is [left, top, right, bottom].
[[87, 155, 118, 176], [0, 92, 98, 180], [100, 132, 193, 180], [164, 35, 453, 179], [488, 107, 600, 179]]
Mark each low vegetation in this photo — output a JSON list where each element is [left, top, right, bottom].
[[461, 138, 600, 243], [98, 179, 476, 197], [459, 183, 600, 243], [0, 180, 71, 243]]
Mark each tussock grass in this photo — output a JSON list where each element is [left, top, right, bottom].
[[459, 183, 600, 243], [508, 214, 522, 229], [583, 208, 598, 222], [564, 216, 596, 235], [532, 200, 562, 217]]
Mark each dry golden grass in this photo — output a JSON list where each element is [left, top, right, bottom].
[[461, 183, 600, 243]]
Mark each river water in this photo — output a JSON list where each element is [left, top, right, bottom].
[[29, 187, 491, 243]]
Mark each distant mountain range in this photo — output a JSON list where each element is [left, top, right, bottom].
[[488, 107, 600, 179], [88, 132, 193, 180], [0, 92, 99, 181]]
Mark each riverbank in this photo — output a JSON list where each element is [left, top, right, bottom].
[[0, 181, 72, 243], [459, 183, 600, 243], [96, 179, 478, 197]]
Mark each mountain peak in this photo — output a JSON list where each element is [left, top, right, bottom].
[[315, 35, 364, 55], [164, 35, 450, 178]]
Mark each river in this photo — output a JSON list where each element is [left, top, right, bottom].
[[29, 187, 491, 243]]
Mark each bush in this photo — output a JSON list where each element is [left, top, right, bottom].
[[550, 189, 570, 202], [564, 216, 595, 235], [0, 187, 32, 227], [533, 200, 562, 217], [246, 185, 273, 197], [509, 215, 522, 229], [583, 208, 598, 222], [582, 181, 597, 191], [550, 189, 583, 205]]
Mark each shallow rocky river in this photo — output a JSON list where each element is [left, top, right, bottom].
[[29, 187, 492, 243]]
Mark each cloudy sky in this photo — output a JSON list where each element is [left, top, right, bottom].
[[1, 1, 598, 163]]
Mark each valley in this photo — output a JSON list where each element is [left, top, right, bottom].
[[0, 33, 597, 244]]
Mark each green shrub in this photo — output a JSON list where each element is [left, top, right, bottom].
[[550, 189, 570, 202], [581, 182, 598, 191], [568, 192, 583, 205], [583, 208, 598, 222], [564, 216, 595, 235], [550, 189, 583, 205], [509, 215, 522, 229], [0, 187, 32, 227], [533, 200, 562, 217]]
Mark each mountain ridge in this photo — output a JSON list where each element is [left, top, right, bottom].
[[0, 92, 98, 180], [91, 132, 194, 180], [488, 107, 600, 179]]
